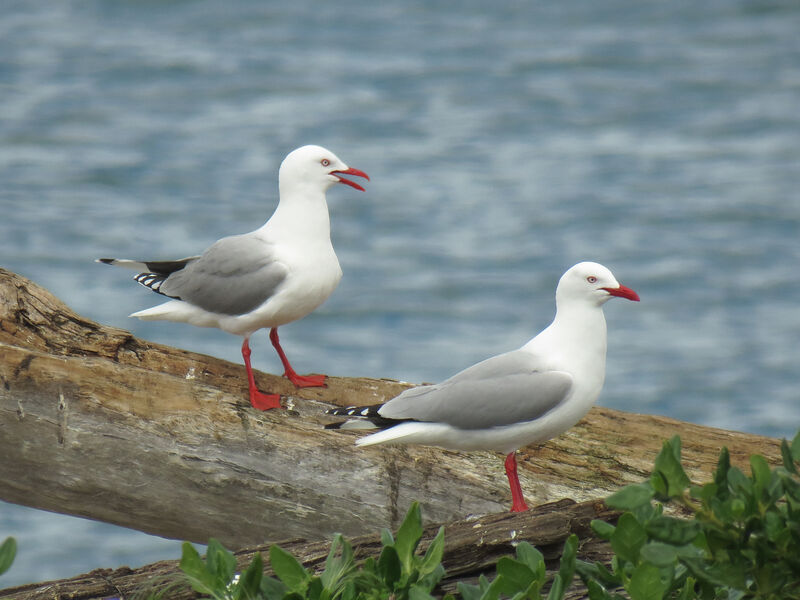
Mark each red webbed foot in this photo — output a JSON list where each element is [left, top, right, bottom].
[[285, 372, 327, 388]]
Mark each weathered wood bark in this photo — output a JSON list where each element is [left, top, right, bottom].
[[0, 267, 783, 550], [0, 498, 618, 600]]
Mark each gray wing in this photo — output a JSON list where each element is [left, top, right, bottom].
[[159, 233, 289, 315], [378, 350, 573, 429]]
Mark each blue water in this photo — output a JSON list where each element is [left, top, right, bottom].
[[1, 0, 799, 588]]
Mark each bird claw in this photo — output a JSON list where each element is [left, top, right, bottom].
[[285, 373, 327, 388], [249, 390, 282, 411]]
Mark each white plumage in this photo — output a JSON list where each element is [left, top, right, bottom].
[[99, 145, 369, 410], [328, 262, 639, 511]]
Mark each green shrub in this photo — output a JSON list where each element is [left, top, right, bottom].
[[576, 432, 800, 599], [174, 502, 574, 600], [457, 536, 577, 600], [177, 502, 448, 600]]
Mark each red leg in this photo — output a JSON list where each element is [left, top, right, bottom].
[[504, 452, 529, 512], [269, 327, 327, 388], [241, 338, 282, 410]]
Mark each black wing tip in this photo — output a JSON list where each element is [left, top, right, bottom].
[[325, 404, 414, 430], [326, 404, 383, 418], [133, 272, 181, 300], [326, 405, 353, 416], [97, 258, 114, 265]]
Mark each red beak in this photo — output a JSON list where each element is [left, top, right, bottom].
[[603, 285, 640, 302], [331, 167, 369, 192]]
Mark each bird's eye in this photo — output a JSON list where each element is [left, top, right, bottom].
[[321, 159, 331, 167], [587, 276, 598, 284]]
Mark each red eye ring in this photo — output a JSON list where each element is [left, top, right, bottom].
[[321, 159, 331, 167], [587, 276, 598, 284]]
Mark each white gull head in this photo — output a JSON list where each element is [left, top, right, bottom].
[[279, 145, 369, 196], [554, 261, 641, 309]]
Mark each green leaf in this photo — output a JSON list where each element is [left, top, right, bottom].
[[683, 558, 747, 590], [547, 534, 578, 600], [639, 542, 678, 568], [750, 454, 772, 496], [651, 436, 690, 498], [791, 430, 800, 462], [690, 483, 717, 503], [206, 538, 236, 583], [307, 576, 324, 600], [409, 583, 437, 600], [418, 562, 446, 592], [627, 562, 667, 600], [236, 551, 264, 599], [516, 542, 546, 581], [260, 575, 288, 600], [270, 544, 310, 592], [673, 544, 705, 561], [675, 576, 697, 600], [610, 513, 647, 564], [0, 537, 16, 577], [377, 545, 402, 587], [779, 471, 800, 502], [546, 575, 564, 600], [459, 575, 504, 600], [650, 471, 668, 501], [713, 447, 730, 490], [340, 580, 356, 600], [781, 438, 798, 475], [574, 559, 620, 587], [419, 526, 445, 578], [179, 542, 217, 594], [763, 510, 786, 542], [395, 502, 424, 572], [645, 516, 700, 545], [606, 483, 655, 511], [590, 519, 616, 540], [586, 579, 613, 600], [458, 581, 484, 600], [730, 498, 746, 519], [321, 534, 355, 590], [380, 528, 395, 547], [726, 466, 752, 496], [496, 557, 537, 596]]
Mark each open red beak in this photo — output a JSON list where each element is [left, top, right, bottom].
[[603, 285, 640, 302], [331, 167, 369, 192]]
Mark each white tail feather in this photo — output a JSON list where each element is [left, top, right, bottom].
[[96, 258, 150, 271]]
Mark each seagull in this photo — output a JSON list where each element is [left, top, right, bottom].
[[98, 145, 369, 411], [326, 262, 639, 512]]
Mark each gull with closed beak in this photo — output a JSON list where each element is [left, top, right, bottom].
[[327, 262, 639, 512]]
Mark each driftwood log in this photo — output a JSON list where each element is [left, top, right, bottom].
[[0, 498, 618, 600], [0, 267, 784, 545], [0, 266, 784, 596]]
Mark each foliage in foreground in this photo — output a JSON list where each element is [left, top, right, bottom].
[[162, 431, 800, 600], [0, 537, 16, 579], [175, 502, 576, 600], [177, 502, 446, 600], [578, 432, 800, 599]]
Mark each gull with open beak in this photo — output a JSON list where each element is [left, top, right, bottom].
[[99, 145, 369, 410]]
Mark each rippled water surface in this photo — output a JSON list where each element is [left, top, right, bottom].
[[1, 0, 799, 588]]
